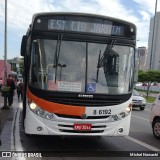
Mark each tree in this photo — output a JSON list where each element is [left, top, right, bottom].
[[138, 70, 160, 97]]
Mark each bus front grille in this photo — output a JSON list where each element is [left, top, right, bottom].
[[29, 87, 132, 107], [48, 98, 124, 106], [55, 114, 110, 119]]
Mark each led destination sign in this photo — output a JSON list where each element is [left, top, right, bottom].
[[47, 19, 124, 36]]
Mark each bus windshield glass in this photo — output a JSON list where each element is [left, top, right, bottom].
[[29, 38, 134, 94]]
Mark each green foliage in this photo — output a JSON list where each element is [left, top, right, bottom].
[[138, 70, 160, 83], [143, 96, 156, 103], [12, 66, 18, 72], [138, 70, 160, 97]]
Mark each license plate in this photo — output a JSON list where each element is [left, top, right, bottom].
[[74, 124, 92, 131]]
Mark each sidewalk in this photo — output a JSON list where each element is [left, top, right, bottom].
[[0, 94, 10, 133], [0, 93, 19, 150], [0, 94, 11, 148]]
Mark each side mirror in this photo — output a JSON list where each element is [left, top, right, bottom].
[[20, 35, 27, 56]]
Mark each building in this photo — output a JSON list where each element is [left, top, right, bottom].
[[0, 57, 23, 82], [0, 60, 11, 82], [7, 57, 22, 78], [147, 11, 160, 70], [137, 47, 147, 71]]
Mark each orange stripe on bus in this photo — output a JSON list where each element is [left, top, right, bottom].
[[27, 89, 86, 116]]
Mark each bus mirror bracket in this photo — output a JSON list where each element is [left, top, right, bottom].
[[20, 35, 27, 56]]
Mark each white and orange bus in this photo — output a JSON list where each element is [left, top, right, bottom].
[[21, 12, 136, 136]]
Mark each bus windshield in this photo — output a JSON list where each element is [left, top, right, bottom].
[[29, 38, 134, 94]]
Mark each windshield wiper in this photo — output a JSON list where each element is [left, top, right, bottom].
[[53, 34, 62, 83], [96, 39, 116, 82], [98, 39, 116, 68], [96, 50, 101, 82]]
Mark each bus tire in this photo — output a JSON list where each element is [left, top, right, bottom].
[[140, 107, 145, 110], [152, 119, 160, 139]]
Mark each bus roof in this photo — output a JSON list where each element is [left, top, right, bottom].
[[31, 12, 136, 28], [26, 12, 136, 41]]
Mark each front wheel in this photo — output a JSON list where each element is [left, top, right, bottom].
[[140, 106, 145, 110], [152, 119, 160, 139]]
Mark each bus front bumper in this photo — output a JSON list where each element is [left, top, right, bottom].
[[24, 110, 131, 136]]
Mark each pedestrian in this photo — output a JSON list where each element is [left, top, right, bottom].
[[0, 78, 3, 92], [7, 75, 16, 106], [17, 80, 23, 101]]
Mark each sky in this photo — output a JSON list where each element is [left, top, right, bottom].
[[0, 0, 160, 59]]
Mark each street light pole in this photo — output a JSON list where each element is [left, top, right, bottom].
[[3, 0, 8, 108], [149, 0, 158, 70]]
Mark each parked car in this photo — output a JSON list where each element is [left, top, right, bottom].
[[132, 90, 146, 110], [150, 94, 160, 139], [142, 82, 148, 86]]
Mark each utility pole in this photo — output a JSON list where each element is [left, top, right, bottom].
[[3, 0, 8, 108], [149, 0, 158, 70]]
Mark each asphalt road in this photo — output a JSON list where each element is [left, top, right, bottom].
[[1, 96, 159, 160], [11, 103, 159, 160], [130, 104, 160, 149]]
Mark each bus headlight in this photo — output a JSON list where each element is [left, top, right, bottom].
[[125, 105, 132, 113], [111, 104, 132, 122], [37, 108, 45, 116], [29, 102, 37, 110], [28, 101, 55, 121], [46, 113, 53, 119], [119, 112, 126, 118], [112, 115, 119, 121], [119, 104, 131, 119]]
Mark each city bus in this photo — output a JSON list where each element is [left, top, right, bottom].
[[20, 12, 136, 136]]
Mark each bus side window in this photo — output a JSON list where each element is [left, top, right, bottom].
[[20, 35, 27, 56], [30, 41, 39, 83]]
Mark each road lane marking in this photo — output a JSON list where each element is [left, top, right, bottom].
[[130, 114, 160, 151], [125, 136, 160, 152], [145, 109, 151, 111], [131, 115, 149, 121], [15, 103, 24, 151]]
